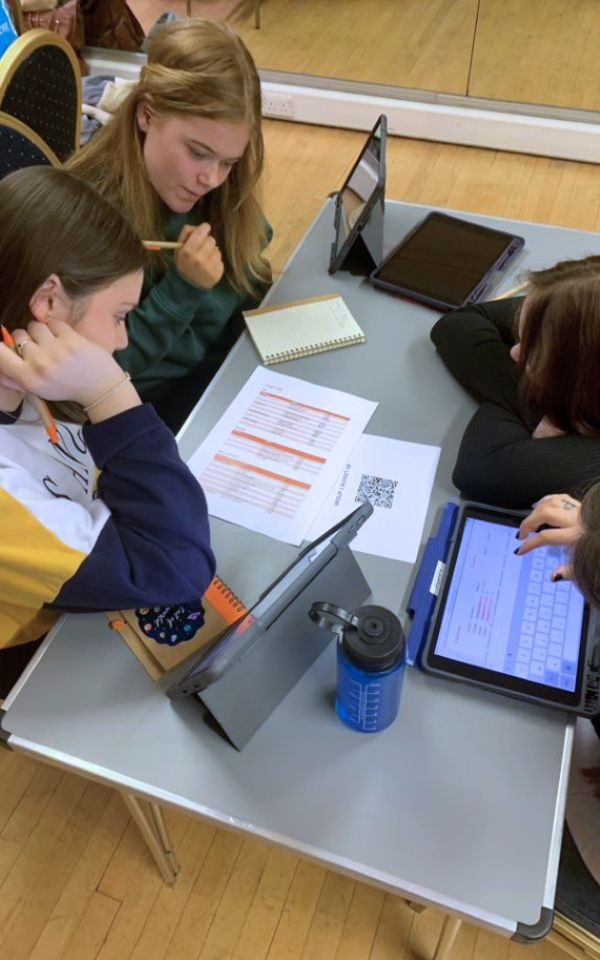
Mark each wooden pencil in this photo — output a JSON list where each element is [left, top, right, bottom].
[[490, 281, 529, 301], [143, 240, 182, 251]]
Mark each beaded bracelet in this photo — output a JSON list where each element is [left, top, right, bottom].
[[83, 372, 132, 413]]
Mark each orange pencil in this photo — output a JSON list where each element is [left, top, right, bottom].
[[0, 326, 59, 445]]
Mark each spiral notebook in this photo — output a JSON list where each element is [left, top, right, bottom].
[[243, 294, 365, 365], [107, 576, 247, 681]]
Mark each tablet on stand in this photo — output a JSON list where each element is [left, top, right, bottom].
[[329, 115, 387, 276], [166, 503, 373, 750]]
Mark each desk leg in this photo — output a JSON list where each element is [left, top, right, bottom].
[[404, 899, 427, 914], [121, 792, 178, 885], [433, 916, 462, 960], [149, 801, 180, 875]]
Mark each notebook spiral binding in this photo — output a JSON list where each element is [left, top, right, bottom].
[[266, 333, 365, 365], [206, 575, 247, 621]]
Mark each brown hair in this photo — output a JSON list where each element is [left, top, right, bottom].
[[583, 765, 600, 800], [570, 485, 600, 782], [0, 166, 145, 419], [66, 18, 268, 296], [518, 256, 600, 434], [573, 483, 600, 608]]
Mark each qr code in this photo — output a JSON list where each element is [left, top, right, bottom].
[[355, 473, 397, 509]]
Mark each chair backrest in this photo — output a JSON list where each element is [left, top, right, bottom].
[[0, 109, 60, 179], [0, 28, 81, 162]]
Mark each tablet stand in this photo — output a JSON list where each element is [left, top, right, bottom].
[[337, 232, 380, 276], [332, 197, 385, 277], [190, 547, 370, 750]]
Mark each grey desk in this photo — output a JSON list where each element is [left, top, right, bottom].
[[4, 200, 600, 949]]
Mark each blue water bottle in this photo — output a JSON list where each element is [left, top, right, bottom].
[[309, 603, 406, 733]]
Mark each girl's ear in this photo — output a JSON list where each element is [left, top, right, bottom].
[[136, 101, 152, 133], [29, 275, 70, 323]]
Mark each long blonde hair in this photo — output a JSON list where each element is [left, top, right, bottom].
[[67, 19, 268, 296]]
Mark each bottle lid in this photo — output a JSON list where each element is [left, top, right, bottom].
[[341, 605, 405, 673]]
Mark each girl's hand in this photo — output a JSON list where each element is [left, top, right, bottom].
[[0, 318, 138, 412], [515, 493, 582, 579], [175, 223, 224, 290]]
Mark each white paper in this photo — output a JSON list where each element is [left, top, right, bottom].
[[187, 367, 377, 544], [307, 434, 441, 563]]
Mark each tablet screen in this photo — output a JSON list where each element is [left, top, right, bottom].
[[427, 508, 587, 704], [373, 212, 520, 307]]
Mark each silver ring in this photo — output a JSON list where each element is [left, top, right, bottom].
[[15, 337, 32, 358]]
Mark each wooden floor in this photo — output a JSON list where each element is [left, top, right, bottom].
[[2, 121, 600, 960], [131, 0, 600, 111]]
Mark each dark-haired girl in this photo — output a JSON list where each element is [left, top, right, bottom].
[[431, 256, 600, 508]]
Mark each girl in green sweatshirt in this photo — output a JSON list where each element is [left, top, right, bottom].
[[68, 18, 271, 431]]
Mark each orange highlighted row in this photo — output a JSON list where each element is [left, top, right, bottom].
[[259, 390, 350, 421], [231, 429, 326, 464], [213, 454, 311, 490]]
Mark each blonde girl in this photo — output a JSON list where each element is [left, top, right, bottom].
[[68, 19, 271, 430]]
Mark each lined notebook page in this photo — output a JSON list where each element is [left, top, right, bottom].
[[244, 294, 365, 365]]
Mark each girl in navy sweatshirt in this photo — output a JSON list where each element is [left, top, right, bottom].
[[0, 167, 215, 696]]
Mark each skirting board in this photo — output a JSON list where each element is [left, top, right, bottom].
[[260, 80, 600, 164], [84, 47, 600, 163]]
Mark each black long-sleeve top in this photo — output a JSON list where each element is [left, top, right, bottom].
[[430, 298, 600, 508]]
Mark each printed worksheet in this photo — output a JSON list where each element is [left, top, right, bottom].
[[307, 434, 441, 562], [187, 367, 377, 544]]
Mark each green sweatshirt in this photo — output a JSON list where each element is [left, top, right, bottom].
[[117, 207, 271, 395]]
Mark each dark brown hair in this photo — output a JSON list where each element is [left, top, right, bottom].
[[0, 167, 145, 330], [570, 487, 600, 791], [573, 483, 600, 608], [518, 256, 600, 434], [0, 167, 145, 420], [583, 765, 600, 800]]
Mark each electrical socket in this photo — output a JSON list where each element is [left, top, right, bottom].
[[262, 92, 295, 118]]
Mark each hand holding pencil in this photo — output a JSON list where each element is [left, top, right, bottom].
[[144, 222, 224, 290]]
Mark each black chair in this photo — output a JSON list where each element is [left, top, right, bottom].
[[0, 110, 59, 179], [0, 28, 81, 162]]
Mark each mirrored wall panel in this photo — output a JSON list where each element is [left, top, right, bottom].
[[120, 0, 600, 112]]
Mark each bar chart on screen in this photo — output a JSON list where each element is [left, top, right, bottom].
[[187, 367, 377, 544]]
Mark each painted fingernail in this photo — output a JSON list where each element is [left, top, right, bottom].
[[513, 547, 521, 555], [552, 573, 563, 582]]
